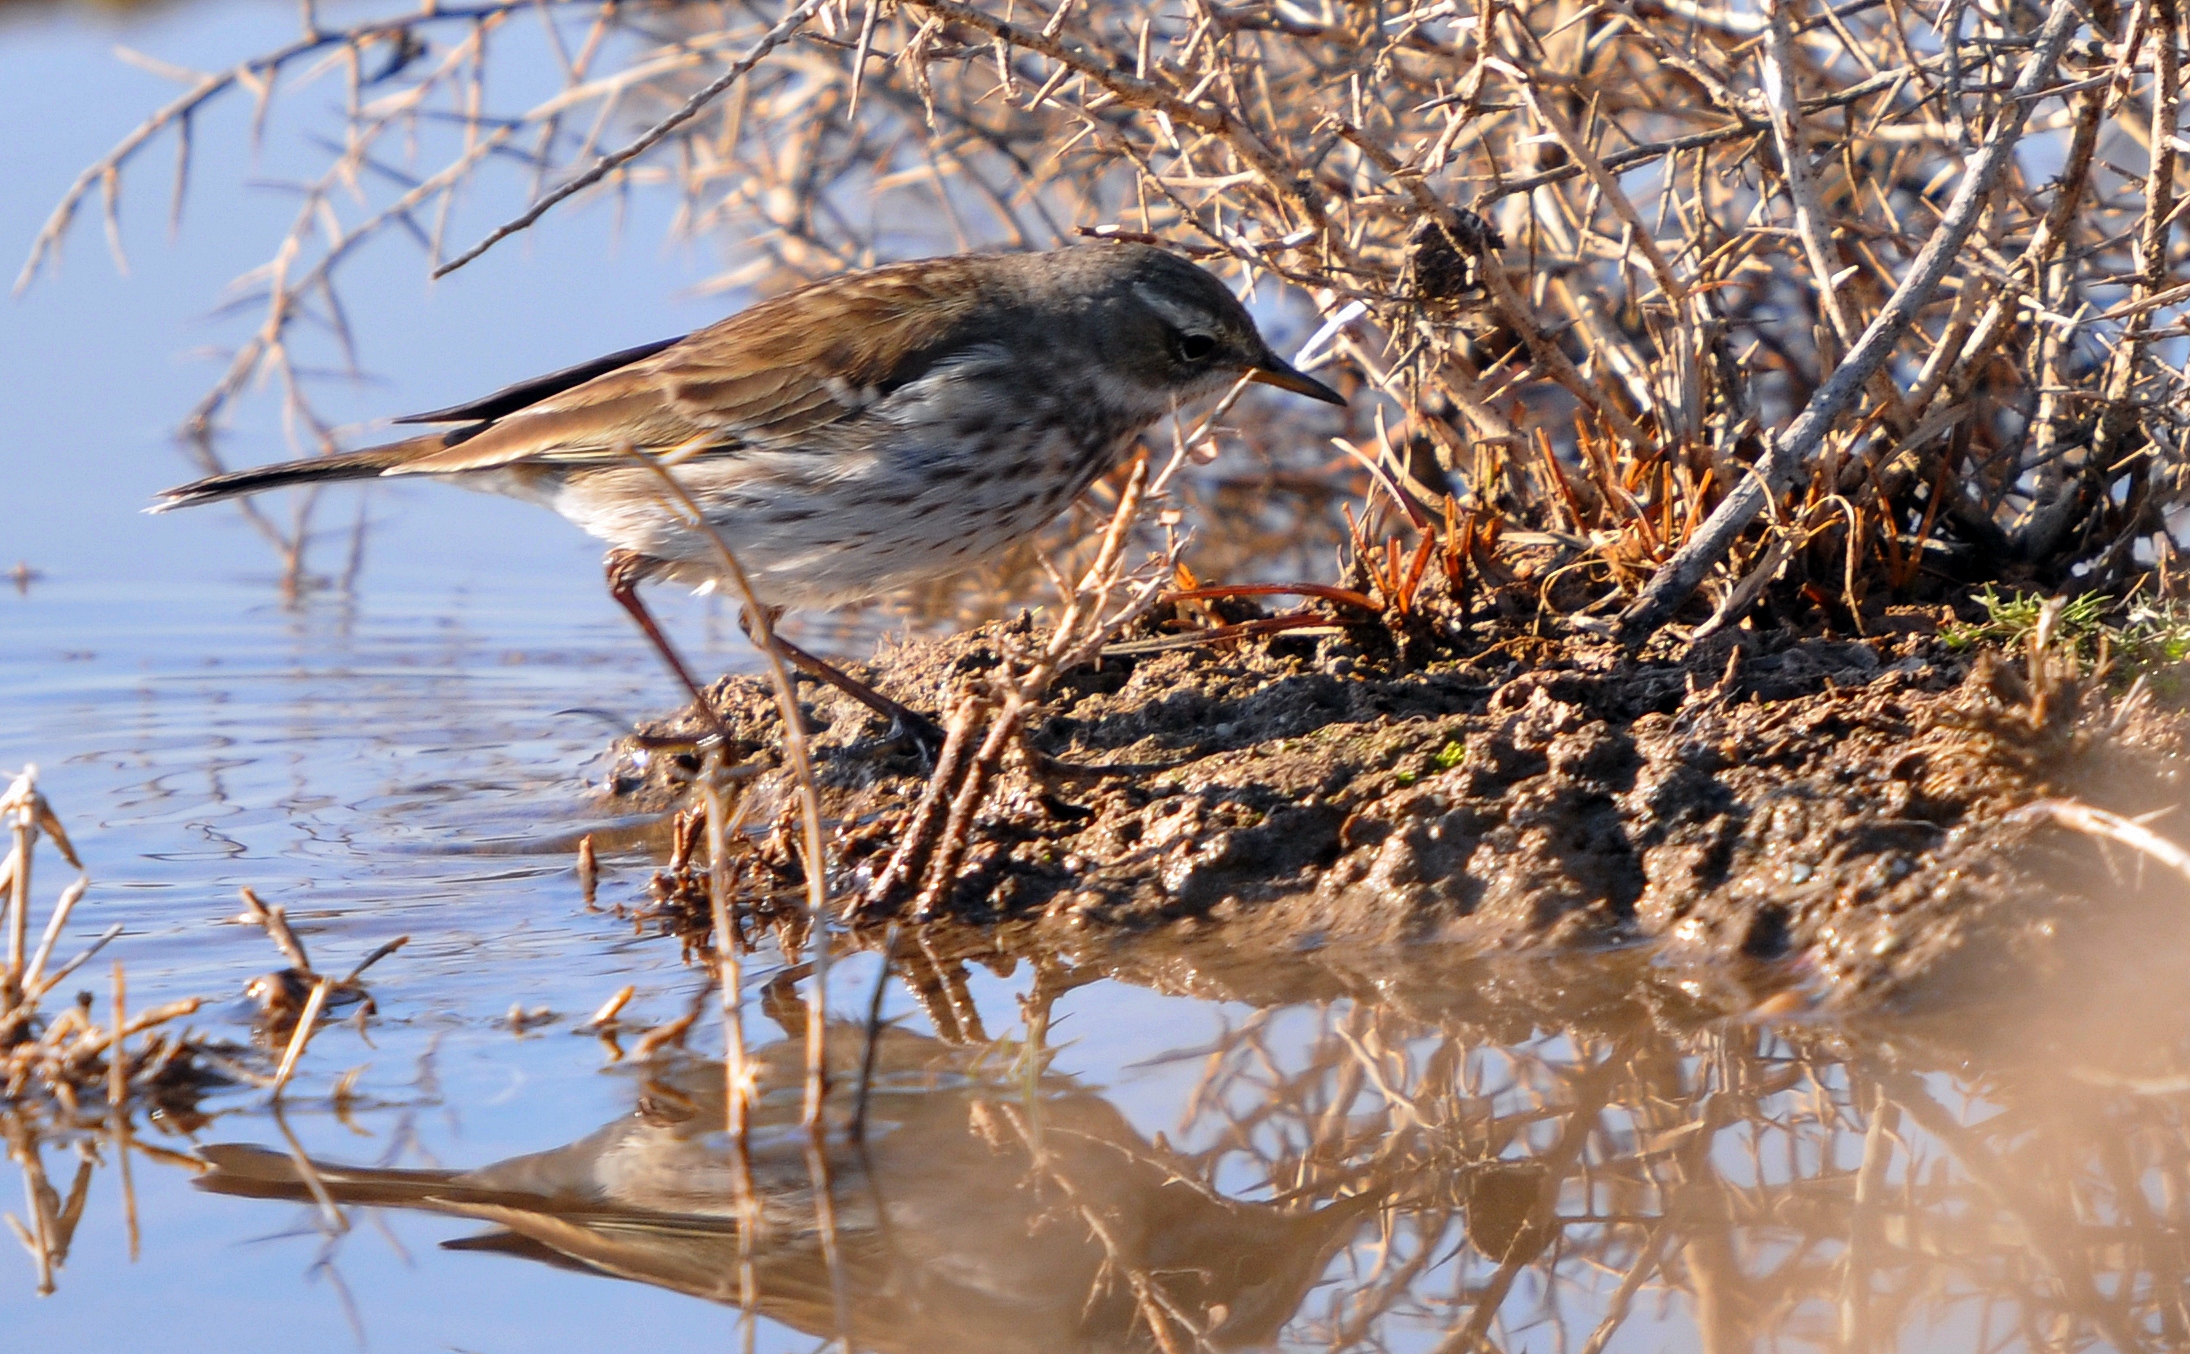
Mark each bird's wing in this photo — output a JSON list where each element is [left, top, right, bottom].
[[387, 262, 990, 477], [391, 336, 688, 426]]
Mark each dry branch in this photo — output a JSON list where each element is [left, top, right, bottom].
[[1618, 0, 2090, 644], [23, 0, 2190, 701], [2011, 798, 2190, 885], [434, 0, 829, 277]]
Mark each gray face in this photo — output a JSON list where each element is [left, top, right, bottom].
[[1096, 248, 1282, 401], [1011, 245, 1338, 410]]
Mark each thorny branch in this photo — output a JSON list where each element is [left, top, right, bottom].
[[28, 0, 2190, 874]]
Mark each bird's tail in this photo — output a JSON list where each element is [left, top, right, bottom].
[[193, 1143, 464, 1205], [148, 436, 452, 513]]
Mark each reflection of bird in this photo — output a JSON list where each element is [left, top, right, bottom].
[[154, 247, 1341, 745], [196, 1026, 1369, 1352]]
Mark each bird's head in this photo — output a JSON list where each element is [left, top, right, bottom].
[[1033, 245, 1347, 412]]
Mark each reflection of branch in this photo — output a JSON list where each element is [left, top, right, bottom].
[[995, 1099, 1214, 1354], [2, 1109, 88, 1294], [1835, 1080, 1901, 1352], [1431, 1040, 1631, 1354], [1879, 1068, 2151, 1354], [1150, 957, 2190, 1351], [1577, 1217, 1673, 1354]]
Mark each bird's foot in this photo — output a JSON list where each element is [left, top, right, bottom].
[[884, 708, 949, 772]]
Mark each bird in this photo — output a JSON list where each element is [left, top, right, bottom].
[[194, 1025, 1373, 1352], [153, 244, 1344, 752]]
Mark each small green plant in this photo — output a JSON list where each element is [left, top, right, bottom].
[[2124, 600, 2190, 667], [1943, 587, 2109, 655], [1431, 739, 1467, 773], [1944, 587, 2190, 680]]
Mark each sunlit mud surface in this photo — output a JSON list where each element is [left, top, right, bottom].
[[8, 577, 2190, 1353]]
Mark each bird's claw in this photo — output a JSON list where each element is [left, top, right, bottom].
[[886, 709, 949, 772]]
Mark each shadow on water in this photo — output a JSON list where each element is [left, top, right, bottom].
[[153, 931, 2190, 1353]]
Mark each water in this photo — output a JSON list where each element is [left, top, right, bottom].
[[11, 559, 2190, 1352], [8, 4, 2190, 1350]]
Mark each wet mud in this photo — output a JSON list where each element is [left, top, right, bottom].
[[611, 580, 2190, 1015]]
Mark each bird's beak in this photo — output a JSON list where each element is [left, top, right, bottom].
[[1249, 357, 1347, 406]]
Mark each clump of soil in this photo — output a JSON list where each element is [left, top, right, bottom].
[[606, 577, 2190, 1013]]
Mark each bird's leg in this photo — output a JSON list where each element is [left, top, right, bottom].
[[737, 608, 947, 758], [604, 550, 737, 748]]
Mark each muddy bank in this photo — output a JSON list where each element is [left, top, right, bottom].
[[607, 587, 2190, 1013]]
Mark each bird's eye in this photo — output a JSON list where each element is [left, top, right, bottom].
[[1173, 331, 1218, 363]]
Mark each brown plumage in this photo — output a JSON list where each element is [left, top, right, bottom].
[[153, 245, 1343, 744], [390, 266, 999, 477]]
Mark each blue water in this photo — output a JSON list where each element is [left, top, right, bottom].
[[3, 5, 2187, 1351]]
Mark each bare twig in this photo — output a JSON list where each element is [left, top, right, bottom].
[[434, 0, 827, 277], [269, 977, 333, 1098], [621, 444, 833, 1124], [2011, 798, 2190, 885]]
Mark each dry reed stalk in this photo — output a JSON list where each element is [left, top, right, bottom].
[[233, 885, 404, 1048], [107, 963, 139, 1261], [0, 770, 322, 1292], [21, 878, 89, 999], [6, 802, 26, 1000], [1, 769, 84, 1012], [575, 833, 598, 907], [236, 885, 312, 971], [584, 983, 636, 1028], [0, 770, 194, 1102], [269, 977, 334, 1098], [335, 936, 407, 987]]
